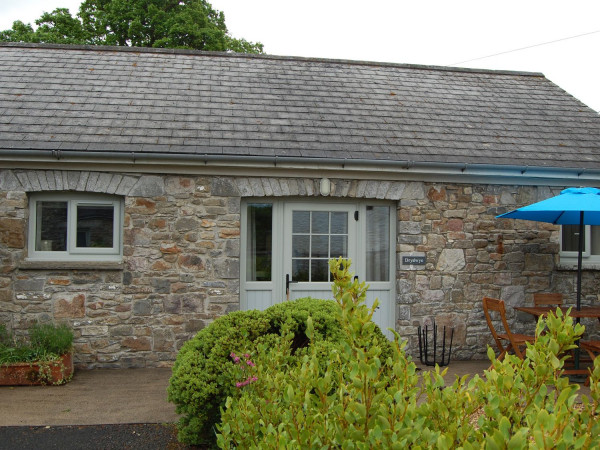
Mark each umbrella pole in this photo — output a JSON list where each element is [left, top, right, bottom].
[[574, 211, 584, 373], [577, 211, 584, 312]]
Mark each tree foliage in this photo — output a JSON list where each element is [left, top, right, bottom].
[[0, 0, 263, 53]]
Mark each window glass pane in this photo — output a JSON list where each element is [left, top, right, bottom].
[[330, 212, 348, 234], [311, 259, 329, 282], [562, 224, 582, 252], [292, 211, 310, 233], [366, 206, 390, 281], [592, 226, 600, 255], [311, 235, 329, 258], [292, 259, 309, 282], [292, 235, 309, 257], [36, 201, 67, 251], [330, 235, 347, 258], [246, 204, 272, 281], [76, 205, 114, 248], [311, 211, 329, 234]]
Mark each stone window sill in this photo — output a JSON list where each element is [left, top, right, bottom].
[[19, 260, 125, 271], [557, 263, 600, 271]]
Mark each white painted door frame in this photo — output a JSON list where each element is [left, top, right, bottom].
[[240, 198, 396, 337]]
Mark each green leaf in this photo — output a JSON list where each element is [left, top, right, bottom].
[[498, 416, 511, 440], [507, 430, 527, 450]]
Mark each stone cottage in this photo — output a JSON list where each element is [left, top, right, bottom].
[[1, 42, 600, 368]]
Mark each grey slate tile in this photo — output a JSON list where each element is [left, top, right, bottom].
[[0, 44, 598, 171]]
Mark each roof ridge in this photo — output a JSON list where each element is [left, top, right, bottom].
[[0, 42, 546, 78]]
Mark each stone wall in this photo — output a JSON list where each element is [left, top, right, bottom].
[[1, 168, 598, 368], [396, 183, 600, 359], [0, 169, 243, 368]]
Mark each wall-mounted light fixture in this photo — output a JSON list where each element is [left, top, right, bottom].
[[320, 177, 331, 196]]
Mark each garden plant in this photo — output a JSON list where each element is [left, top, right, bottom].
[[0, 322, 74, 385], [167, 293, 392, 445], [0, 322, 73, 365], [215, 257, 600, 448]]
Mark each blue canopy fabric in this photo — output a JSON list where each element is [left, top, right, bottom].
[[496, 187, 600, 316], [496, 187, 600, 225], [497, 187, 600, 371]]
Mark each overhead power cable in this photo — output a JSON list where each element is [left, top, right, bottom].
[[448, 29, 600, 66]]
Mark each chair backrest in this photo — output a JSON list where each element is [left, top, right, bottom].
[[533, 293, 563, 307], [581, 341, 600, 362], [482, 296, 525, 359]]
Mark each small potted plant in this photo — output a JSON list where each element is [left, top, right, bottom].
[[0, 322, 74, 385]]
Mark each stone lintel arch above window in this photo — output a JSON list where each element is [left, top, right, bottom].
[[1, 169, 165, 198]]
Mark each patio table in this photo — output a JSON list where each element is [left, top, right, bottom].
[[514, 305, 600, 379], [514, 305, 600, 321]]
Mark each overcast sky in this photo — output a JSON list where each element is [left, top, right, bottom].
[[1, 0, 599, 112]]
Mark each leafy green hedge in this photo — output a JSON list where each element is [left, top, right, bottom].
[[167, 296, 392, 445], [217, 258, 600, 448]]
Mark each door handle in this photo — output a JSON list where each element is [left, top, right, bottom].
[[286, 274, 298, 300]]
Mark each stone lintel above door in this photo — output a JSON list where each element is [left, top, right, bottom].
[[212, 177, 426, 201]]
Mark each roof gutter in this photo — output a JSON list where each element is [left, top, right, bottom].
[[1, 149, 599, 185]]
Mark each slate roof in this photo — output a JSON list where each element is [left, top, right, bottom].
[[1, 43, 599, 170]]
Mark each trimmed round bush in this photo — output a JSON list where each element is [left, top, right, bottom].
[[167, 297, 392, 445]]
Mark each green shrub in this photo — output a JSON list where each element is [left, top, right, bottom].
[[216, 258, 600, 448], [29, 322, 73, 356], [0, 322, 73, 365], [168, 294, 393, 445]]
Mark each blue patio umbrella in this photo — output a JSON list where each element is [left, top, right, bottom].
[[497, 187, 600, 311]]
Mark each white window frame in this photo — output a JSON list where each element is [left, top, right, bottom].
[[557, 225, 600, 271], [28, 193, 123, 262], [560, 225, 591, 258]]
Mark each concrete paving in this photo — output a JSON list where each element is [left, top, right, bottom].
[[0, 361, 592, 427], [416, 359, 592, 399], [0, 368, 179, 427], [416, 359, 490, 380]]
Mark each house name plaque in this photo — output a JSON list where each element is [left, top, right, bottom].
[[402, 255, 426, 266]]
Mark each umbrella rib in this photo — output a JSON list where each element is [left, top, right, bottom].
[[553, 211, 566, 225]]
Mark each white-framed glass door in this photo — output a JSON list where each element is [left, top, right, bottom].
[[241, 199, 396, 338]]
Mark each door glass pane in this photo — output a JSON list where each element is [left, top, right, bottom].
[[562, 225, 582, 252], [311, 211, 329, 234], [330, 235, 347, 257], [331, 212, 348, 234], [292, 259, 309, 282], [311, 235, 329, 258], [292, 235, 309, 257], [591, 226, 600, 255], [366, 206, 390, 281], [292, 210, 348, 283], [76, 204, 114, 248], [36, 201, 67, 251], [246, 204, 272, 281], [292, 211, 310, 233], [311, 259, 329, 282]]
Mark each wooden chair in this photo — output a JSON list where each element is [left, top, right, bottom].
[[580, 341, 600, 364], [483, 297, 535, 360], [533, 293, 563, 308], [573, 341, 600, 385]]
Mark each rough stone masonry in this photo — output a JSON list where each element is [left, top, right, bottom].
[[1, 168, 598, 368]]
